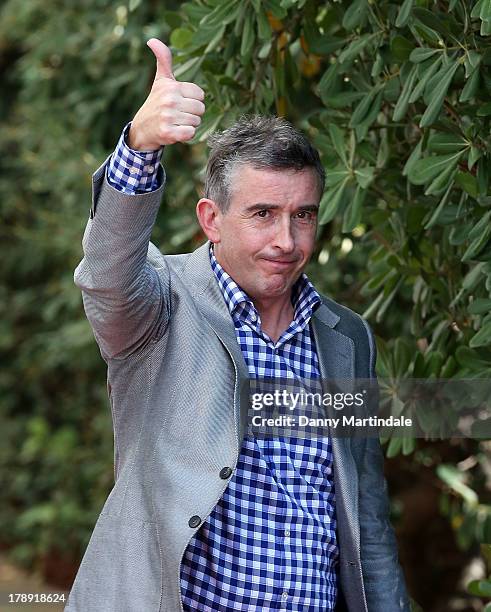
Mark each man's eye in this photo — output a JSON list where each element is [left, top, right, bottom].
[[296, 211, 313, 220], [256, 210, 270, 218]]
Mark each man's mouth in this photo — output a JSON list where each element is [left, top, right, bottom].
[[261, 258, 297, 269]]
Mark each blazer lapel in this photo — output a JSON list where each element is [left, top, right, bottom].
[[182, 241, 251, 444], [310, 307, 360, 556]]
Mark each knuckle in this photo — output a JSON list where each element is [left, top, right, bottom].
[[163, 93, 178, 108], [158, 125, 171, 140]]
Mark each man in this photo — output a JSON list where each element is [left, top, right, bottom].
[[65, 38, 411, 611]]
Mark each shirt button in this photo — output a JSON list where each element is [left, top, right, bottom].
[[146, 165, 154, 173], [188, 515, 201, 528], [281, 591, 288, 599], [219, 466, 232, 479], [284, 529, 290, 537], [129, 167, 139, 174]]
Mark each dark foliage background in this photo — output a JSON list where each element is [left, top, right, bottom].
[[1, 1, 490, 610]]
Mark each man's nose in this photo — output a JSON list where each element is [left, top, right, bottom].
[[273, 218, 295, 252]]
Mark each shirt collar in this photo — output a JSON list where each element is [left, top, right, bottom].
[[208, 243, 322, 327]]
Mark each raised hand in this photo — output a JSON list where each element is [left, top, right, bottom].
[[128, 38, 206, 151]]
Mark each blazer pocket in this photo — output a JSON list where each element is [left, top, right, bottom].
[[65, 514, 162, 612]]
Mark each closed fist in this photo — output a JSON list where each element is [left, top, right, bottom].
[[128, 38, 206, 150]]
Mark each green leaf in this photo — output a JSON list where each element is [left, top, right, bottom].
[[462, 213, 491, 261], [391, 35, 415, 62], [342, 184, 366, 232], [423, 181, 454, 229], [455, 171, 479, 199], [325, 166, 351, 188], [170, 28, 193, 49], [480, 0, 491, 21], [420, 60, 460, 127], [342, 0, 368, 30], [349, 84, 383, 127], [240, 10, 255, 57], [393, 64, 418, 121], [470, 320, 491, 347], [468, 298, 491, 314], [396, 0, 414, 28], [394, 337, 412, 375], [412, 19, 441, 44], [481, 16, 491, 35], [386, 436, 403, 458], [471, 211, 491, 244], [468, 146, 482, 171], [376, 278, 404, 323], [318, 64, 339, 104], [204, 24, 226, 53], [402, 436, 416, 455], [233, 1, 248, 36], [471, 0, 485, 19], [462, 65, 481, 98], [200, 0, 239, 27], [328, 124, 348, 167], [354, 165, 375, 188], [464, 50, 482, 77], [408, 151, 464, 185], [478, 157, 489, 197], [327, 91, 364, 108], [257, 6, 272, 40], [477, 102, 491, 116], [427, 132, 468, 154], [455, 346, 490, 370], [409, 47, 439, 63], [319, 178, 350, 224], [173, 55, 204, 80], [412, 8, 452, 37], [402, 138, 423, 176], [355, 89, 383, 140], [468, 578, 491, 597], [424, 161, 457, 196], [408, 55, 443, 103], [338, 33, 375, 64], [190, 104, 222, 143], [264, 0, 287, 19], [437, 464, 478, 505]]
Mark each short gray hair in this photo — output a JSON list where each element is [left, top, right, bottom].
[[204, 114, 325, 212]]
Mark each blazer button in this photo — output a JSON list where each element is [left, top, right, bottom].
[[219, 466, 233, 479], [188, 515, 201, 528]]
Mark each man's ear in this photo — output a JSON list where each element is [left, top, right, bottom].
[[196, 198, 222, 243]]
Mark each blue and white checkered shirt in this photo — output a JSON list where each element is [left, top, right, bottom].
[[107, 122, 339, 611]]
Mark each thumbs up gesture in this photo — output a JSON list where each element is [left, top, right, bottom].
[[128, 39, 206, 150]]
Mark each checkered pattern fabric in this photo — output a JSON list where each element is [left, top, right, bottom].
[[106, 121, 163, 194], [108, 126, 339, 610]]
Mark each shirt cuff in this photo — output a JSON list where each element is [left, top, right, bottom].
[[106, 121, 164, 194]]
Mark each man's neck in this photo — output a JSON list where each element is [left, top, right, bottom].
[[210, 242, 297, 343], [253, 294, 295, 344]]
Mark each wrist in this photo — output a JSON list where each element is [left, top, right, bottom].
[[127, 123, 160, 152]]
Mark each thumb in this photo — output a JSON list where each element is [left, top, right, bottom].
[[146, 38, 175, 81]]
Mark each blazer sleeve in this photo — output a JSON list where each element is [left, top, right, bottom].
[[73, 154, 171, 361], [358, 320, 412, 612]]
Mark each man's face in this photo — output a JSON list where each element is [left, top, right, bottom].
[[212, 164, 320, 303]]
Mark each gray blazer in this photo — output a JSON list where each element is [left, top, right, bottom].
[[65, 154, 411, 612]]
